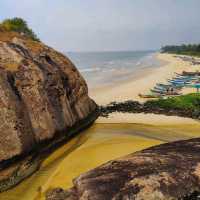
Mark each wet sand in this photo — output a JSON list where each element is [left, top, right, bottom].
[[97, 112, 200, 125]]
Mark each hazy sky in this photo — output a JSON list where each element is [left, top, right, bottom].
[[0, 0, 200, 52]]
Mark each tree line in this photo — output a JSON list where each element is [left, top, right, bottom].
[[161, 44, 200, 56]]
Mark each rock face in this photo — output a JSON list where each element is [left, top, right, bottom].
[[47, 138, 200, 200], [0, 31, 98, 179]]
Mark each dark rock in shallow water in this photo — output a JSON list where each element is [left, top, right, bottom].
[[100, 100, 200, 120], [99, 100, 143, 117], [47, 138, 200, 200], [0, 31, 98, 191]]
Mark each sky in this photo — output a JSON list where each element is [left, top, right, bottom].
[[0, 0, 200, 52]]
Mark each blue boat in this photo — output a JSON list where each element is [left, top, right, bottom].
[[186, 83, 200, 92], [168, 80, 190, 85], [172, 76, 198, 81]]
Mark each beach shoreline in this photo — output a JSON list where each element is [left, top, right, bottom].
[[91, 53, 200, 125], [87, 52, 164, 91]]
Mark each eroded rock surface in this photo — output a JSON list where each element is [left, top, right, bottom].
[[47, 138, 200, 200], [0, 31, 98, 190]]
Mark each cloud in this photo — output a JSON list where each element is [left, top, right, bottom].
[[0, 0, 200, 51]]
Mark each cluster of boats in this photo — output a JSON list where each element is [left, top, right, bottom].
[[139, 71, 200, 99], [176, 56, 200, 65]]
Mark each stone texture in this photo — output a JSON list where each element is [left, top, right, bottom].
[[0, 31, 98, 163], [48, 138, 200, 200]]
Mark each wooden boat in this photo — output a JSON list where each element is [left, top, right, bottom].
[[156, 83, 182, 89], [138, 93, 163, 98], [175, 72, 183, 76], [154, 85, 182, 93], [150, 89, 181, 96], [156, 84, 170, 90], [173, 76, 196, 80], [182, 71, 200, 76], [186, 83, 200, 92], [156, 83, 172, 88], [169, 76, 192, 81], [150, 89, 167, 94], [168, 80, 191, 85], [154, 86, 168, 91], [173, 76, 198, 81]]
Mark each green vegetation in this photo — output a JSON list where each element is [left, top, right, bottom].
[[161, 44, 200, 57], [145, 93, 200, 111], [0, 17, 39, 41]]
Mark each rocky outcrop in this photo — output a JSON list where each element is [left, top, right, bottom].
[[100, 100, 200, 119], [0, 31, 98, 190], [47, 138, 200, 200]]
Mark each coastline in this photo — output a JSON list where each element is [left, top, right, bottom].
[[91, 53, 200, 125], [90, 53, 200, 105]]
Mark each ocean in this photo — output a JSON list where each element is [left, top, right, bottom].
[[67, 51, 160, 89]]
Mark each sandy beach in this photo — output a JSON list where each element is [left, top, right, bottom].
[[91, 53, 200, 125]]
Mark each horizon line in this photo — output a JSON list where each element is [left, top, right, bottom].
[[65, 49, 159, 53]]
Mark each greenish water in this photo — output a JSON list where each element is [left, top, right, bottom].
[[1, 123, 200, 200]]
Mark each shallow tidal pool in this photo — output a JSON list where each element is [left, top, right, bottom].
[[1, 122, 200, 200]]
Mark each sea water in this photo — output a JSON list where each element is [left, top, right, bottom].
[[67, 51, 161, 88]]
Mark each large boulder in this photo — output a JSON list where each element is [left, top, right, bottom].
[[47, 137, 200, 200], [0, 31, 98, 190]]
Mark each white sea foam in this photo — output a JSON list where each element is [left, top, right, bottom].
[[80, 67, 101, 72], [67, 51, 159, 87], [136, 61, 141, 66]]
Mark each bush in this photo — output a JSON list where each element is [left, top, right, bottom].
[[0, 17, 39, 41], [144, 93, 200, 111]]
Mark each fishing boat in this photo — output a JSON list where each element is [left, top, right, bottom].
[[154, 86, 168, 91], [150, 89, 168, 94], [173, 76, 196, 80], [173, 76, 198, 81], [150, 88, 181, 96], [138, 93, 163, 98], [182, 71, 200, 76], [168, 80, 191, 85], [156, 83, 172, 88], [156, 83, 182, 89], [186, 83, 200, 92]]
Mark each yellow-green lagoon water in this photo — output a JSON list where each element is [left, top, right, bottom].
[[1, 123, 200, 200]]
